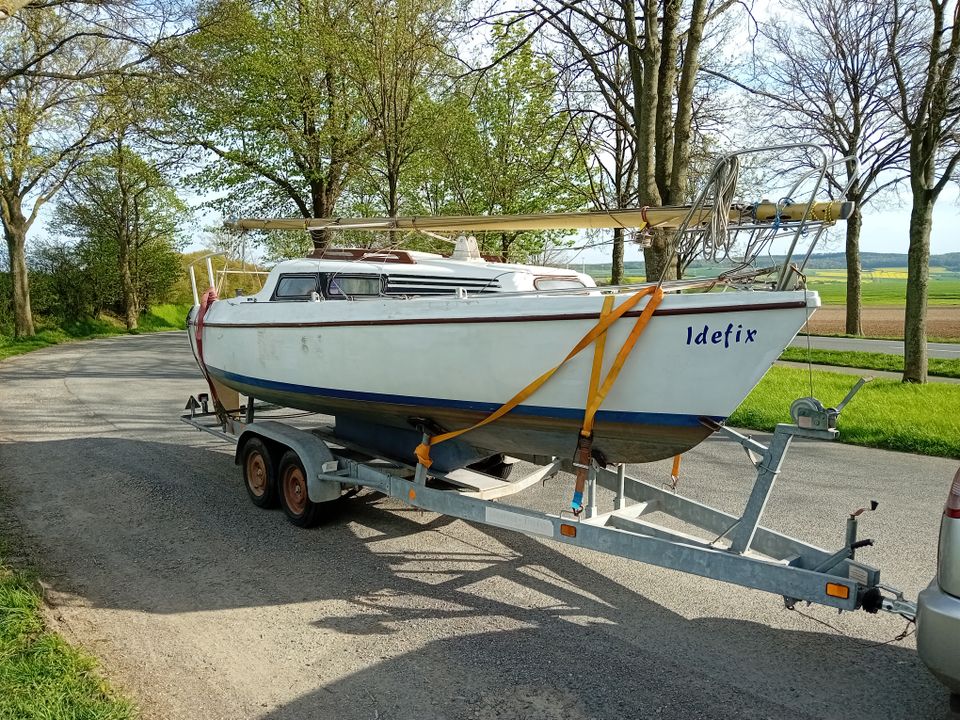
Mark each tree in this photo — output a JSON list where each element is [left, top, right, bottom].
[[890, 0, 960, 383], [488, 0, 738, 281], [348, 0, 451, 218], [558, 23, 638, 284], [0, 8, 110, 336], [53, 139, 185, 329], [747, 0, 910, 335], [411, 23, 588, 261], [161, 0, 372, 251]]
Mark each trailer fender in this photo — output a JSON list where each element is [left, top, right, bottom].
[[235, 421, 342, 503]]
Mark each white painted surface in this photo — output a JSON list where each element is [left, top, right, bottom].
[[195, 287, 818, 419]]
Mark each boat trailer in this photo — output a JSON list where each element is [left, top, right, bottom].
[[181, 383, 917, 620]]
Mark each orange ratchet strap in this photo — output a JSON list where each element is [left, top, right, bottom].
[[571, 288, 662, 511], [414, 286, 665, 473]]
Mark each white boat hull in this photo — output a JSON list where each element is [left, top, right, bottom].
[[190, 289, 819, 464]]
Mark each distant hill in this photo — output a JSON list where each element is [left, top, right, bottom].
[[581, 252, 960, 278]]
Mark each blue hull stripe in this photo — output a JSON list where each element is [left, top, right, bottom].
[[210, 366, 721, 428]]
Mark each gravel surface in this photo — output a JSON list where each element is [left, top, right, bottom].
[[0, 332, 956, 719]]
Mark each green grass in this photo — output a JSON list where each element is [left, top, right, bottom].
[[0, 304, 191, 362], [0, 561, 134, 720], [135, 303, 192, 333], [780, 347, 960, 378], [806, 275, 960, 306], [730, 366, 960, 458]]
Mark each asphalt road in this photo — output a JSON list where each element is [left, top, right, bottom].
[[790, 335, 960, 358], [0, 332, 957, 720]]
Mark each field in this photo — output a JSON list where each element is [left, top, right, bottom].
[[805, 266, 960, 306], [802, 305, 960, 339]]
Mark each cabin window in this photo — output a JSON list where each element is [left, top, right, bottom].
[[273, 274, 320, 300], [324, 274, 383, 299], [534, 276, 585, 290]]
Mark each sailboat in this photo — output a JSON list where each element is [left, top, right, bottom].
[[186, 147, 853, 472]]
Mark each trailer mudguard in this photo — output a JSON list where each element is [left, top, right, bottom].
[[235, 421, 342, 503]]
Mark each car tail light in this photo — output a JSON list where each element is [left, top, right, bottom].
[[947, 469, 960, 519]]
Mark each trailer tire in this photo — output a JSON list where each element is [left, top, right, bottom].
[[278, 449, 323, 528], [241, 437, 278, 508], [467, 453, 513, 480]]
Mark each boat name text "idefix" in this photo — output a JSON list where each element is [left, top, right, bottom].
[[685, 323, 757, 348]]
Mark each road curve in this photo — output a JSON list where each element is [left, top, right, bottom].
[[0, 332, 955, 720], [790, 335, 960, 357]]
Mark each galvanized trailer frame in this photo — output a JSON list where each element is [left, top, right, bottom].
[[181, 394, 917, 620]]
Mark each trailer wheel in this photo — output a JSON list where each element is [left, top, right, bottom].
[[241, 437, 278, 508], [468, 453, 513, 480], [278, 449, 323, 528]]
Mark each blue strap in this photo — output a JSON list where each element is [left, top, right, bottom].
[[571, 491, 584, 512]]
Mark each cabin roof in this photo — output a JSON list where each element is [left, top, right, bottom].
[[270, 253, 587, 279]]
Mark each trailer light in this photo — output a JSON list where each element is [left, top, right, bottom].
[[946, 468, 960, 519], [559, 524, 577, 538], [408, 489, 416, 501], [825, 582, 850, 600]]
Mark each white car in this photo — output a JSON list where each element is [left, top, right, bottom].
[[917, 467, 960, 710]]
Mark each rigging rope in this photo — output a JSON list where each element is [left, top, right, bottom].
[[679, 154, 741, 265]]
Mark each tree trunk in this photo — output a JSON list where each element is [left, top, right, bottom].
[[118, 235, 138, 330], [902, 191, 932, 383], [116, 138, 138, 331], [669, 0, 707, 203], [611, 227, 625, 285], [844, 206, 863, 336], [2, 200, 34, 338], [309, 178, 335, 251], [643, 229, 677, 282], [630, 0, 660, 208], [387, 167, 399, 218], [654, 0, 680, 198]]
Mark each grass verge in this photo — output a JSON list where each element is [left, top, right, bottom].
[[0, 560, 134, 720], [0, 303, 191, 362], [780, 346, 960, 378], [801, 332, 960, 344], [730, 366, 960, 458]]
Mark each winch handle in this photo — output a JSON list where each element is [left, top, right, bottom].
[[834, 376, 871, 413]]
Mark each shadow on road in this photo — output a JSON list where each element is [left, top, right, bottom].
[[0, 434, 947, 720]]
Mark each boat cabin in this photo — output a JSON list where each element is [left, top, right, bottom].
[[251, 248, 596, 302]]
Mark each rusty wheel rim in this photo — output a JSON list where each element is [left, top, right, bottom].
[[282, 465, 307, 515], [246, 452, 268, 497]]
